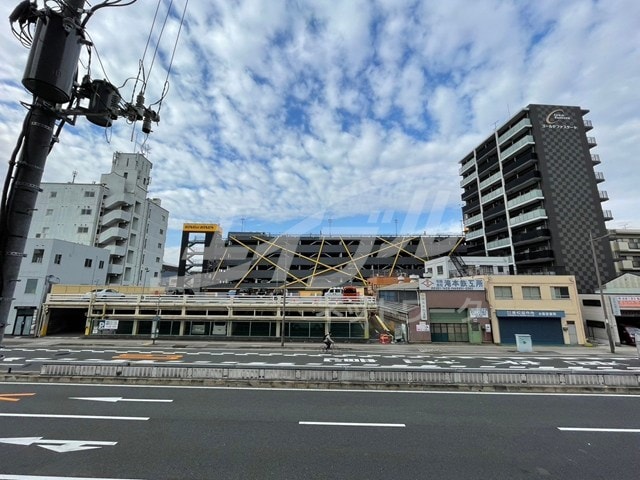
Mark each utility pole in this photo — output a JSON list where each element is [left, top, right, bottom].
[[0, 0, 160, 343]]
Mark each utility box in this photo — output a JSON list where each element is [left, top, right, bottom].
[[515, 334, 533, 353]]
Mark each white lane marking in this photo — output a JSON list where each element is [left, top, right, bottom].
[[0, 413, 148, 421], [300, 421, 405, 427], [3, 381, 640, 397], [0, 474, 143, 479], [558, 427, 640, 433], [70, 396, 173, 403]]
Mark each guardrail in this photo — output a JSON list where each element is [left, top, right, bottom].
[[48, 294, 377, 308], [37, 363, 640, 392]]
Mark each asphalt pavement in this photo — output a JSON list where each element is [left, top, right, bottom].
[[2, 334, 639, 357]]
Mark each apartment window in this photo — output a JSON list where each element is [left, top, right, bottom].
[[522, 286, 541, 300], [98, 260, 105, 269], [50, 191, 57, 198], [84, 191, 95, 197], [46, 209, 53, 216], [155, 257, 160, 263], [494, 286, 512, 299], [31, 249, 44, 263], [54, 254, 62, 265], [436, 265, 444, 275], [77, 226, 89, 233], [583, 299, 601, 307], [551, 286, 570, 299], [160, 228, 164, 235], [81, 208, 92, 215], [157, 243, 162, 249], [24, 278, 38, 294], [84, 258, 93, 268]]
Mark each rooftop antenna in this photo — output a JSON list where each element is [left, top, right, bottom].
[[72, 170, 78, 183]]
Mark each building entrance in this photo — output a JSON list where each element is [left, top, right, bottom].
[[12, 308, 35, 336]]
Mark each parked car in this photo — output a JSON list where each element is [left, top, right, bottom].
[[620, 325, 640, 346], [84, 288, 125, 298], [166, 288, 195, 295]]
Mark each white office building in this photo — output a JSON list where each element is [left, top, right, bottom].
[[8, 239, 109, 336], [28, 152, 168, 287]]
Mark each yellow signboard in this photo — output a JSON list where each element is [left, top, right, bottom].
[[183, 223, 220, 233]]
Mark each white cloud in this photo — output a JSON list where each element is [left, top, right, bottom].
[[0, 0, 638, 266]]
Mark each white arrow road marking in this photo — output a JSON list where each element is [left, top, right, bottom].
[[300, 421, 405, 427], [0, 413, 148, 421], [70, 396, 173, 403], [0, 437, 117, 453]]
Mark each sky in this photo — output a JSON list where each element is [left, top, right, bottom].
[[1, 0, 639, 266]]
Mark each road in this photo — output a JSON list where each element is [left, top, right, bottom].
[[2, 345, 640, 373], [0, 383, 639, 479]]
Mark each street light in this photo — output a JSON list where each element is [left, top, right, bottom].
[[589, 232, 615, 353], [142, 267, 149, 291], [36, 275, 60, 337]]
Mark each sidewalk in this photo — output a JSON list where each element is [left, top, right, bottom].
[[2, 335, 638, 357]]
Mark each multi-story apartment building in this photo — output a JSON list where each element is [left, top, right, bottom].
[[459, 104, 615, 293], [28, 152, 168, 287], [609, 229, 640, 275]]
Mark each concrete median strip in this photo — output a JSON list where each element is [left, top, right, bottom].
[[1, 363, 631, 393]]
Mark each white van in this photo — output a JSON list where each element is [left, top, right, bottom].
[[324, 287, 344, 297]]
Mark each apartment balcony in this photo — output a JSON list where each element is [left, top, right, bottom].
[[583, 119, 593, 131], [514, 249, 554, 263], [108, 264, 124, 275], [476, 155, 499, 176], [510, 208, 548, 227], [504, 170, 542, 194], [463, 213, 483, 228], [475, 141, 497, 160], [498, 118, 532, 145], [599, 190, 609, 202], [501, 151, 537, 177], [485, 219, 509, 235], [591, 154, 601, 165], [594, 171, 605, 183], [483, 203, 506, 220], [101, 208, 132, 227], [103, 192, 135, 210], [507, 189, 544, 210], [486, 237, 511, 251], [106, 245, 127, 257], [512, 228, 551, 246], [500, 135, 535, 161], [587, 136, 597, 147], [465, 229, 484, 241], [478, 171, 503, 190], [620, 259, 640, 271], [460, 171, 478, 187], [602, 209, 613, 221], [462, 188, 478, 202], [459, 158, 476, 175], [481, 187, 504, 205], [98, 226, 129, 244]]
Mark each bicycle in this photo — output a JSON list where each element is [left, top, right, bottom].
[[320, 342, 338, 354]]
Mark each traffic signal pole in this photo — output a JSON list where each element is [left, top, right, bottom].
[[0, 0, 86, 342]]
